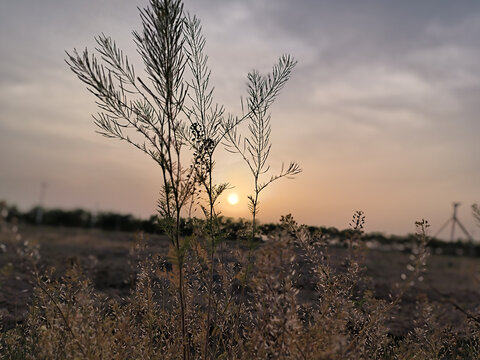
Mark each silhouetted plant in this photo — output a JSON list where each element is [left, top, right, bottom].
[[65, 0, 297, 358], [224, 56, 300, 243]]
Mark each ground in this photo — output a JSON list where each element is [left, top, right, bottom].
[[0, 225, 479, 336]]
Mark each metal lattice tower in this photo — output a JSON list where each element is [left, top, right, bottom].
[[434, 202, 473, 242]]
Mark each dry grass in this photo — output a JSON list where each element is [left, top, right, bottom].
[[2, 203, 480, 359]]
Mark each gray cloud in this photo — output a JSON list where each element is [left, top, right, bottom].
[[1, 0, 479, 235]]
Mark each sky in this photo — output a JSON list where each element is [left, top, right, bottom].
[[0, 0, 479, 238]]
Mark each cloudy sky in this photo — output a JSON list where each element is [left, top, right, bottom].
[[1, 0, 479, 237]]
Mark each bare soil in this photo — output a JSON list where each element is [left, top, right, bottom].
[[1, 225, 479, 336]]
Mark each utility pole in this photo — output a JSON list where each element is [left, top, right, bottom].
[[434, 202, 474, 242]]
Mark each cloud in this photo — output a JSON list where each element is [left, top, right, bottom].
[[1, 0, 479, 234]]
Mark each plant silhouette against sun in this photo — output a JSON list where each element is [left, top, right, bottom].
[[66, 1, 193, 355], [66, 0, 297, 358], [224, 59, 301, 242]]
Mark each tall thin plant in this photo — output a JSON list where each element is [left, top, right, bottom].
[[225, 57, 301, 243], [182, 15, 298, 358], [66, 0, 297, 358], [66, 1, 194, 357]]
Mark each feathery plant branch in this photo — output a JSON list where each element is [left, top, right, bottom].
[[65, 0, 297, 358], [224, 55, 300, 243], [223, 54, 297, 147], [182, 14, 228, 358], [66, 1, 194, 358], [223, 56, 300, 345]]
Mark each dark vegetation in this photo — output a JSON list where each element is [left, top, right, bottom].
[[4, 205, 157, 233], [5, 204, 480, 257]]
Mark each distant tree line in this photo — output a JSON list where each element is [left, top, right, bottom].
[[4, 205, 158, 233], [2, 204, 479, 256]]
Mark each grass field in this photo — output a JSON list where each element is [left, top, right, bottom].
[[1, 224, 478, 338]]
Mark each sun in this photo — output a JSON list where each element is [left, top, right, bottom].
[[227, 192, 239, 205]]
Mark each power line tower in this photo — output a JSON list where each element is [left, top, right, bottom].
[[434, 202, 474, 242]]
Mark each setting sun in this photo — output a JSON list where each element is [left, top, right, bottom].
[[227, 193, 239, 205]]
